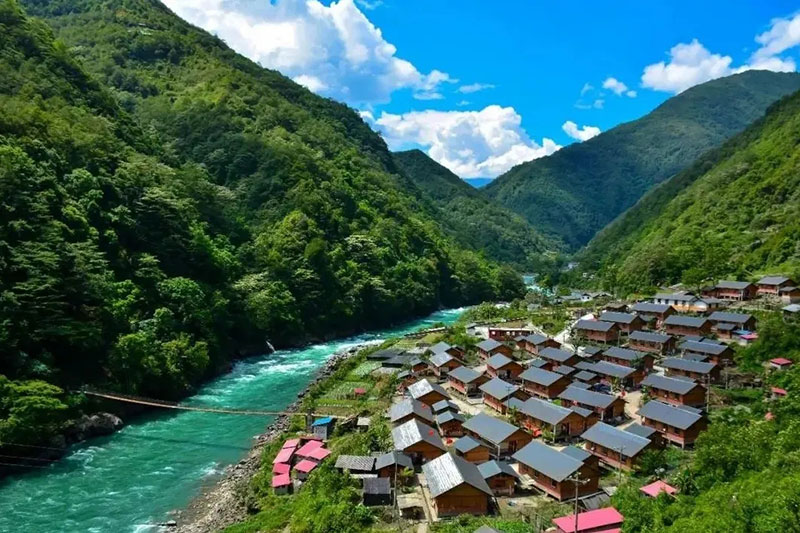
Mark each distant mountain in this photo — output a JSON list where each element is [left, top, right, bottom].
[[485, 71, 800, 249], [393, 150, 559, 266], [576, 86, 800, 294], [464, 177, 493, 188]]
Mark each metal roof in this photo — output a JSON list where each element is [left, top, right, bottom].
[[479, 377, 519, 400], [429, 341, 453, 354], [477, 460, 519, 480], [570, 406, 593, 417], [664, 315, 709, 328], [374, 450, 412, 470], [758, 275, 792, 285], [681, 340, 729, 355], [486, 353, 515, 369], [512, 441, 583, 482], [448, 365, 482, 384], [423, 453, 493, 498], [519, 367, 563, 386], [430, 352, 454, 367], [570, 382, 591, 390], [539, 347, 575, 362], [436, 411, 465, 425], [604, 346, 646, 362], [561, 445, 592, 463], [559, 386, 618, 409], [391, 419, 445, 452], [641, 374, 700, 395], [581, 422, 651, 457], [629, 330, 671, 343], [528, 358, 549, 368], [363, 476, 391, 495], [581, 346, 604, 356], [390, 399, 434, 423], [784, 304, 800, 313], [708, 311, 753, 324], [335, 455, 376, 471], [591, 360, 634, 379], [575, 361, 598, 371], [575, 319, 616, 332], [654, 292, 699, 302], [554, 365, 576, 375], [407, 379, 450, 401], [367, 347, 404, 360], [522, 333, 550, 345], [631, 302, 672, 314], [662, 357, 716, 374], [716, 280, 753, 290], [476, 339, 503, 352], [454, 435, 484, 453], [462, 413, 520, 445], [516, 397, 573, 425], [432, 400, 459, 413], [624, 423, 657, 440], [599, 311, 639, 325], [638, 400, 703, 430]]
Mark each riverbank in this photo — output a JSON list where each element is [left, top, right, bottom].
[[173, 341, 374, 533]]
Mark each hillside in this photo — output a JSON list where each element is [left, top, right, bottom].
[[0, 0, 521, 447], [575, 88, 800, 294], [485, 71, 800, 248], [393, 149, 559, 266]]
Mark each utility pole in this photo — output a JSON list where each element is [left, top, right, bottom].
[[617, 445, 625, 486], [566, 471, 590, 533]]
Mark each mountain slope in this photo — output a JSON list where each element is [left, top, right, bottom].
[[485, 71, 800, 248], [1, 0, 521, 447], [393, 149, 559, 266], [575, 88, 800, 293]]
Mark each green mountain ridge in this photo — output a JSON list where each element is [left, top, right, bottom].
[[575, 87, 800, 293], [392, 149, 560, 267], [485, 71, 800, 249]]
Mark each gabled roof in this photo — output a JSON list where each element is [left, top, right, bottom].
[[429, 341, 453, 354], [462, 413, 520, 445], [423, 453, 493, 498], [522, 333, 550, 345], [624, 423, 657, 440], [436, 411, 465, 425], [663, 315, 709, 328], [640, 479, 678, 498], [480, 377, 519, 400], [559, 386, 619, 409], [629, 330, 671, 343], [408, 379, 450, 401], [392, 419, 445, 452], [516, 397, 574, 425], [512, 441, 583, 482], [575, 319, 616, 332], [661, 357, 717, 375], [553, 365, 576, 376], [581, 422, 651, 457], [430, 352, 455, 367], [375, 450, 412, 470], [448, 365, 483, 384], [539, 347, 575, 362], [528, 358, 549, 368], [432, 399, 459, 413], [519, 367, 564, 386], [631, 302, 672, 314], [604, 346, 646, 362], [599, 311, 640, 325], [561, 445, 592, 463], [454, 435, 484, 453], [638, 400, 703, 430], [716, 280, 753, 290], [591, 360, 635, 379], [575, 361, 598, 371], [486, 353, 515, 370], [573, 370, 597, 381], [708, 311, 753, 324], [681, 340, 729, 355], [758, 275, 792, 285], [581, 346, 604, 356], [552, 508, 624, 533], [335, 455, 376, 471], [477, 460, 520, 480], [641, 374, 701, 395], [367, 347, 404, 360], [569, 382, 591, 390], [476, 339, 504, 352], [390, 399, 434, 424], [570, 406, 593, 418]]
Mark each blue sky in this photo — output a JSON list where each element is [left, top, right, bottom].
[[164, 0, 800, 178]]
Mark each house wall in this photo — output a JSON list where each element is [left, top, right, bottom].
[[584, 441, 642, 471], [479, 345, 513, 362], [522, 377, 571, 399], [457, 447, 491, 464], [487, 362, 524, 381], [418, 390, 449, 405], [486, 475, 516, 496], [647, 385, 706, 408], [665, 323, 710, 337], [433, 485, 489, 517], [665, 367, 721, 383], [519, 463, 598, 501], [404, 441, 444, 464], [576, 329, 619, 344], [642, 417, 708, 448], [629, 339, 674, 355], [439, 420, 463, 437], [522, 339, 561, 355], [483, 393, 510, 414]]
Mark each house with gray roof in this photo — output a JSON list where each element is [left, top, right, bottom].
[[590, 360, 639, 386], [581, 422, 652, 470], [519, 366, 572, 399], [708, 311, 757, 333], [641, 374, 706, 408], [486, 353, 524, 381], [757, 275, 796, 296], [374, 450, 412, 476], [462, 413, 531, 458], [629, 330, 676, 355], [558, 386, 625, 421], [512, 441, 599, 500], [391, 419, 445, 464], [680, 340, 734, 365], [574, 320, 620, 344], [663, 315, 711, 337], [513, 397, 595, 438], [478, 460, 519, 496], [661, 357, 720, 382], [476, 339, 512, 362], [432, 399, 459, 414], [638, 400, 708, 447], [712, 280, 756, 301], [447, 366, 488, 397], [422, 453, 493, 516], [334, 455, 376, 474], [480, 377, 525, 414], [407, 379, 450, 404], [389, 399, 434, 425], [519, 333, 561, 355], [598, 311, 645, 334]]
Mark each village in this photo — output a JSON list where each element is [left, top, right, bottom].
[[262, 275, 800, 533]]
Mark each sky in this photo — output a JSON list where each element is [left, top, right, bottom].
[[163, 0, 800, 179]]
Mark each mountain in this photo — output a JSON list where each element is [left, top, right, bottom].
[[575, 87, 800, 294], [392, 150, 559, 267], [485, 71, 800, 249], [1, 0, 522, 447]]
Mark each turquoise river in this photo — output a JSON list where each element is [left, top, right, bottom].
[[0, 308, 464, 533]]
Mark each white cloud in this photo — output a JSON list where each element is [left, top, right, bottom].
[[753, 12, 800, 62], [366, 105, 561, 178], [625, 90, 637, 97], [562, 121, 601, 142], [161, 0, 453, 105], [456, 100, 471, 106], [580, 83, 594, 96], [593, 99, 604, 109], [458, 82, 496, 94], [602, 77, 633, 97]]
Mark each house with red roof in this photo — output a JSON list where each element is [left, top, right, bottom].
[[272, 473, 292, 495], [552, 507, 624, 533], [769, 357, 793, 371], [640, 480, 678, 498]]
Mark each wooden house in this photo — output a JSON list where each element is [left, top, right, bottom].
[[391, 419, 446, 464], [574, 320, 620, 344], [436, 411, 466, 437], [598, 311, 645, 335], [519, 334, 561, 356], [480, 377, 527, 414], [407, 379, 451, 405], [713, 280, 757, 301], [422, 453, 493, 517], [663, 315, 711, 337], [375, 450, 413, 480], [389, 399, 435, 426], [519, 367, 572, 400], [489, 326, 534, 341], [631, 302, 675, 328], [429, 351, 462, 379], [462, 413, 532, 459], [476, 339, 512, 362], [454, 435, 492, 463], [579, 346, 605, 361], [708, 311, 757, 333], [334, 455, 376, 475], [780, 286, 800, 304], [680, 340, 734, 366], [513, 397, 596, 438], [559, 386, 625, 421], [590, 360, 641, 388], [447, 366, 488, 398], [478, 460, 519, 496], [641, 374, 706, 408], [602, 346, 654, 373], [628, 330, 675, 355], [756, 275, 796, 296], [661, 357, 720, 383], [513, 441, 599, 501], [538, 347, 581, 369], [573, 369, 601, 386], [638, 400, 708, 448], [581, 422, 652, 471], [426, 341, 465, 360], [486, 353, 525, 381], [625, 422, 664, 449]]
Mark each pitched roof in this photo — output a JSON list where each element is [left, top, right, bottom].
[[624, 423, 657, 440], [367, 347, 404, 360], [454, 435, 484, 453], [629, 330, 672, 344], [569, 382, 591, 390], [641, 374, 701, 395], [423, 453, 493, 498], [638, 400, 703, 430], [522, 333, 550, 345], [581, 422, 651, 457], [758, 275, 792, 285], [654, 292, 699, 302], [553, 365, 576, 376], [561, 445, 592, 463], [430, 352, 455, 367], [462, 413, 520, 445], [335, 455, 375, 471], [604, 346, 646, 362], [559, 386, 619, 409], [661, 357, 717, 375], [570, 406, 593, 417], [664, 315, 709, 328], [591, 360, 635, 379], [599, 311, 640, 325], [552, 508, 624, 533], [640, 480, 678, 498], [391, 419, 445, 452], [477, 460, 520, 480], [390, 399, 434, 424], [681, 340, 729, 355], [517, 397, 574, 425], [480, 377, 520, 400], [486, 353, 515, 369], [716, 280, 753, 290], [432, 399, 459, 413], [581, 346, 604, 356], [575, 319, 616, 332], [429, 341, 453, 354], [575, 361, 598, 371], [374, 450, 412, 470], [436, 411, 465, 425], [407, 379, 450, 401], [448, 365, 483, 384], [631, 302, 672, 314], [519, 367, 564, 386], [528, 358, 549, 368], [512, 441, 583, 482], [539, 347, 575, 362], [476, 339, 503, 352], [708, 311, 753, 324]]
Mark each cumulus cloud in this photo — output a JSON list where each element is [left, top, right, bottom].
[[642, 13, 800, 94], [366, 105, 561, 178], [458, 82, 496, 93], [602, 77, 636, 97], [562, 121, 601, 142], [162, 0, 452, 105]]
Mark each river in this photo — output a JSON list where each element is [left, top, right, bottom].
[[0, 308, 465, 533]]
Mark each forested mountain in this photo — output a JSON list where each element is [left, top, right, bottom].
[[485, 71, 800, 248], [574, 87, 800, 294], [0, 0, 522, 447], [393, 149, 559, 267]]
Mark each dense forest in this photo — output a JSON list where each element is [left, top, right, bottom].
[[574, 87, 800, 294], [393, 149, 559, 267], [485, 71, 800, 248], [0, 0, 525, 448]]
